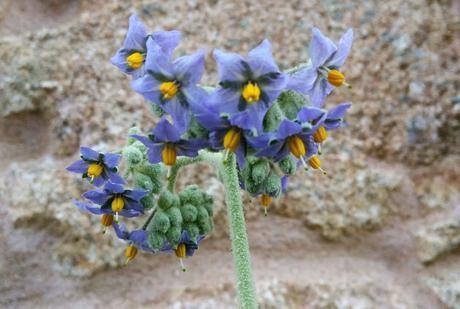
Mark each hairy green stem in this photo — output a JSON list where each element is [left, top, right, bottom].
[[220, 152, 257, 308], [167, 150, 257, 307]]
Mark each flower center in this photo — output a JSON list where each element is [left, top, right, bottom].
[[327, 69, 346, 87], [111, 196, 125, 213], [242, 81, 261, 104], [162, 144, 177, 166], [223, 128, 241, 152], [313, 126, 328, 143], [287, 135, 306, 159], [125, 244, 138, 264], [160, 81, 179, 100], [126, 52, 144, 69], [175, 243, 186, 258], [100, 214, 114, 227], [87, 163, 103, 179]]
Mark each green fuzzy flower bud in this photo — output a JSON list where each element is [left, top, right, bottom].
[[140, 195, 155, 210], [179, 185, 204, 205], [181, 203, 198, 222], [203, 202, 213, 217], [279, 156, 297, 175], [127, 127, 142, 145], [151, 210, 171, 233], [150, 104, 166, 118], [133, 172, 154, 192], [277, 90, 310, 120], [245, 178, 263, 195], [263, 102, 284, 132], [198, 220, 212, 235], [263, 171, 282, 198], [123, 146, 144, 167], [137, 164, 163, 194], [165, 226, 182, 247], [196, 206, 210, 223], [131, 140, 148, 155], [158, 190, 180, 210], [166, 206, 183, 227], [251, 160, 270, 185], [138, 164, 163, 180], [184, 223, 199, 240], [148, 231, 165, 250], [185, 116, 209, 139]]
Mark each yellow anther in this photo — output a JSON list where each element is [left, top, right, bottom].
[[100, 214, 114, 227], [287, 135, 306, 159], [242, 81, 261, 104], [159, 81, 178, 100], [260, 194, 272, 216], [87, 163, 103, 179], [125, 244, 138, 264], [327, 69, 350, 88], [162, 144, 177, 166], [309, 155, 327, 175], [223, 128, 242, 152], [126, 52, 144, 69], [260, 194, 272, 207], [175, 243, 187, 259], [313, 126, 328, 143], [111, 196, 125, 213]]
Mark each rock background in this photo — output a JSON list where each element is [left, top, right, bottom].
[[0, 0, 459, 308]]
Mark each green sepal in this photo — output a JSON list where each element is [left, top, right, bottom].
[[251, 159, 270, 185]]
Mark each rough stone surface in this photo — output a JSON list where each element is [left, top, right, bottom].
[[415, 217, 460, 263], [0, 0, 459, 308]]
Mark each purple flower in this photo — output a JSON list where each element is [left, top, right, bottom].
[[82, 182, 147, 218], [113, 222, 153, 252], [288, 28, 353, 106], [193, 101, 254, 167], [66, 146, 125, 187], [74, 200, 142, 218], [131, 36, 207, 131], [161, 230, 204, 257], [209, 39, 287, 132], [300, 102, 351, 145], [111, 15, 181, 79], [252, 119, 317, 166], [131, 117, 208, 167]]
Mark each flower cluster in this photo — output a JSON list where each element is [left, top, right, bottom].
[[67, 15, 353, 268]]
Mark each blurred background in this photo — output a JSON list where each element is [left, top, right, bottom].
[[0, 0, 459, 308]]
